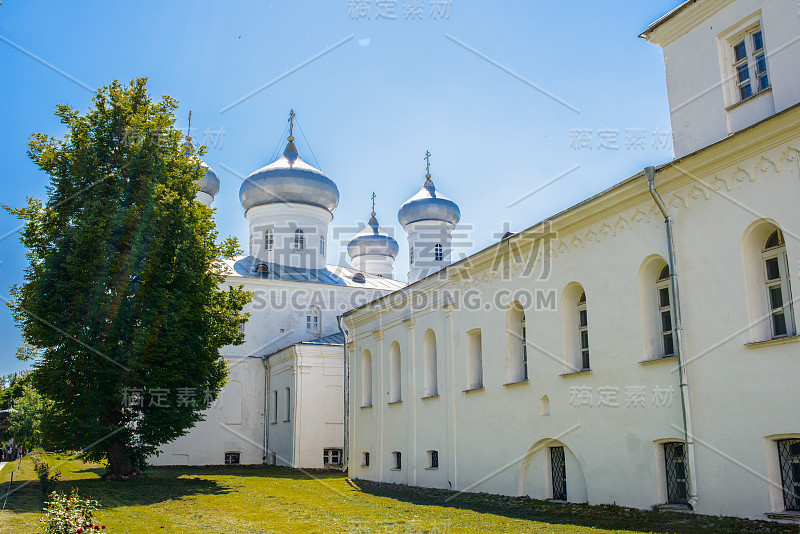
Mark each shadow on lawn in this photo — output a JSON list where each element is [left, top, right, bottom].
[[354, 480, 800, 534], [1, 465, 233, 514]]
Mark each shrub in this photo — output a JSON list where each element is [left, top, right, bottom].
[[32, 453, 61, 495], [41, 488, 107, 534]]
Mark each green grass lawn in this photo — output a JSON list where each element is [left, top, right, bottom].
[[0, 456, 797, 534]]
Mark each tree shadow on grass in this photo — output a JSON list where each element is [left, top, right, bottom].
[[1, 465, 233, 515], [354, 480, 799, 534]]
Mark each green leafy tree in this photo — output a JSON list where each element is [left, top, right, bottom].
[[4, 78, 250, 476], [0, 368, 31, 409], [7, 384, 56, 450]]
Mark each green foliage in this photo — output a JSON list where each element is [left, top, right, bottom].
[[0, 368, 31, 409], [41, 488, 105, 534], [3, 78, 251, 475], [7, 384, 57, 450], [32, 454, 62, 495]]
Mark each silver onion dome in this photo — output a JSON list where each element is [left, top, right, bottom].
[[348, 214, 400, 259], [239, 139, 339, 213], [184, 138, 221, 199], [197, 160, 221, 198], [397, 176, 460, 227]]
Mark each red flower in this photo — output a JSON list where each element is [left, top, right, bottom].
[[77, 530, 83, 533]]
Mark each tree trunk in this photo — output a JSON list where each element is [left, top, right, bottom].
[[106, 440, 135, 479]]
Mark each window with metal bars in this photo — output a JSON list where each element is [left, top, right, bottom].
[[550, 446, 567, 501], [392, 451, 402, 470], [323, 448, 343, 467], [656, 266, 675, 357], [224, 452, 240, 465], [577, 292, 589, 370], [778, 439, 800, 511], [428, 450, 439, 469], [762, 230, 793, 338], [664, 442, 689, 504], [731, 27, 769, 102]]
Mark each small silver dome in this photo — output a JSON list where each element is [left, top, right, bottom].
[[239, 140, 339, 213], [348, 214, 399, 259], [184, 139, 220, 199], [197, 161, 221, 198], [397, 176, 460, 227]]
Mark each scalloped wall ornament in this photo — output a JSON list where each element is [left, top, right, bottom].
[[667, 193, 686, 210], [614, 216, 630, 234], [755, 156, 777, 176], [584, 230, 599, 244], [731, 167, 752, 188], [710, 175, 730, 192], [779, 147, 799, 173], [570, 235, 584, 249], [631, 208, 649, 225], [687, 184, 709, 204], [598, 222, 614, 240]]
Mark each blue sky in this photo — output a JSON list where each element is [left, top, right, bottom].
[[0, 0, 680, 373]]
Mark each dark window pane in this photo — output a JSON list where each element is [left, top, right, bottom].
[[770, 286, 784, 309], [756, 54, 767, 74], [661, 311, 672, 332], [658, 265, 670, 281], [790, 442, 800, 457], [753, 31, 763, 51], [581, 330, 589, 349], [758, 73, 770, 91], [766, 257, 780, 280], [659, 287, 670, 307], [582, 351, 590, 371], [734, 40, 747, 61], [737, 63, 750, 83], [740, 83, 753, 100], [663, 333, 674, 356], [675, 462, 686, 479], [579, 310, 587, 327], [579, 292, 586, 304], [773, 312, 787, 337]]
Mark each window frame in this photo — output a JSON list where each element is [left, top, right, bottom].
[[727, 23, 770, 104], [656, 266, 676, 358], [320, 234, 325, 256], [577, 292, 590, 371], [323, 448, 343, 467], [427, 449, 439, 469], [224, 452, 241, 465], [264, 229, 274, 251], [762, 230, 794, 339], [293, 229, 305, 250], [434, 243, 443, 262]]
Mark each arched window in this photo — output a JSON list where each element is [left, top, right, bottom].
[[466, 329, 483, 389], [577, 292, 589, 371], [423, 329, 438, 397], [656, 266, 675, 357], [763, 230, 793, 338], [293, 229, 305, 250], [361, 350, 373, 407], [505, 301, 528, 384], [562, 283, 588, 372], [320, 235, 325, 256], [409, 246, 414, 266], [265, 229, 274, 250], [743, 222, 795, 342], [389, 341, 402, 403], [434, 243, 443, 262]]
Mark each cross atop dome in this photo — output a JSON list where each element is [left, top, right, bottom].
[[288, 109, 296, 142], [424, 150, 431, 178]]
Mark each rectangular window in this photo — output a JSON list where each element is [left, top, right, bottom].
[[577, 295, 589, 371], [550, 446, 567, 500], [657, 279, 675, 357], [521, 315, 529, 380], [778, 439, 800, 511], [764, 255, 790, 338], [306, 315, 319, 332], [362, 451, 370, 467], [320, 235, 325, 256], [265, 229, 274, 250], [664, 442, 689, 504], [730, 25, 770, 103], [224, 452, 240, 465], [392, 451, 402, 470], [428, 450, 439, 469], [323, 448, 343, 467]]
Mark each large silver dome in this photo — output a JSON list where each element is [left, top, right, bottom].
[[397, 176, 460, 227], [239, 140, 339, 213], [348, 214, 400, 259]]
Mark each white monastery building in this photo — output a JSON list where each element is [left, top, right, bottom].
[[344, 0, 800, 522]]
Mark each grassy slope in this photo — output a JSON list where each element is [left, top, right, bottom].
[[0, 457, 797, 534]]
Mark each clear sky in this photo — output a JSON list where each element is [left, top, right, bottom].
[[0, 0, 681, 373]]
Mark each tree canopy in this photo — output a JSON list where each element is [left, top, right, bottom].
[[4, 78, 251, 475]]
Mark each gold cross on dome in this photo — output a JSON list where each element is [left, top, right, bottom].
[[371, 191, 376, 215], [288, 109, 296, 138], [424, 150, 431, 174]]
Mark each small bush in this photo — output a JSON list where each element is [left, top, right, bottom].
[[32, 454, 61, 495], [41, 488, 107, 534]]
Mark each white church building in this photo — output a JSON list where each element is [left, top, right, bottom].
[[343, 0, 800, 522], [150, 116, 465, 469]]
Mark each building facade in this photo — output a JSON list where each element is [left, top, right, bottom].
[[344, 0, 800, 521]]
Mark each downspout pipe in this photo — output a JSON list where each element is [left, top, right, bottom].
[[338, 315, 350, 473], [248, 354, 270, 464], [646, 166, 698, 509]]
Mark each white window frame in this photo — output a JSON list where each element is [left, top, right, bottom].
[[319, 234, 325, 256], [434, 243, 443, 262], [224, 451, 241, 465], [265, 229, 274, 251], [293, 229, 305, 250], [306, 309, 320, 333], [323, 448, 343, 467], [656, 266, 675, 358], [578, 292, 590, 371], [762, 230, 794, 339], [725, 22, 770, 104]]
